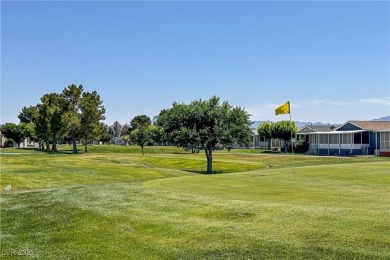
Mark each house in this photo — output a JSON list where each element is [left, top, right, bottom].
[[251, 129, 282, 150], [299, 125, 338, 133], [110, 137, 128, 145], [297, 121, 390, 156]]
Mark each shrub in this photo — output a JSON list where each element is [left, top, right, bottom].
[[4, 139, 14, 148], [294, 141, 310, 153]]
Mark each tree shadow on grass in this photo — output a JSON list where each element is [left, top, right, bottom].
[[19, 148, 81, 155], [261, 150, 281, 154], [183, 169, 226, 175]]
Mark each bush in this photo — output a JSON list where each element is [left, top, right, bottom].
[[294, 141, 310, 153], [4, 139, 14, 148]]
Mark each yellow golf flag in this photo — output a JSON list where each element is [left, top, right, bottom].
[[275, 101, 290, 115]]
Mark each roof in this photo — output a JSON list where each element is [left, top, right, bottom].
[[336, 121, 390, 131], [299, 125, 336, 133], [298, 130, 366, 135]]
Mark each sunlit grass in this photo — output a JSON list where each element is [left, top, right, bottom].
[[1, 145, 389, 258]]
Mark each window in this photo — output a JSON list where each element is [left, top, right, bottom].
[[354, 133, 361, 144], [341, 134, 352, 144], [319, 134, 328, 144], [381, 132, 390, 150], [329, 134, 339, 144], [362, 132, 369, 144]]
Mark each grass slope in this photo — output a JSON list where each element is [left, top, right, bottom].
[[0, 145, 389, 259]]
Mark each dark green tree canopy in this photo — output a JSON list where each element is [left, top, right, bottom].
[[18, 106, 38, 124], [130, 115, 151, 130], [61, 84, 84, 153], [40, 93, 66, 151], [121, 123, 131, 137], [98, 123, 114, 144], [79, 91, 106, 152], [17, 84, 105, 153], [158, 96, 252, 173]]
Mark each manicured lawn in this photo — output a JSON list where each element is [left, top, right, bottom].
[[1, 145, 389, 259]]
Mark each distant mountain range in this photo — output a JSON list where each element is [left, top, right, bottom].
[[373, 116, 390, 121], [250, 121, 333, 129], [250, 116, 390, 129]]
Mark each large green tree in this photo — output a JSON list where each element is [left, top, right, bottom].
[[79, 91, 106, 152], [1, 123, 35, 147], [130, 115, 151, 130], [19, 104, 57, 150], [40, 93, 66, 152], [257, 121, 274, 150], [98, 123, 114, 144], [272, 120, 298, 153], [149, 125, 165, 146], [18, 106, 38, 124], [36, 103, 52, 150], [18, 106, 40, 144], [158, 96, 252, 173], [121, 123, 131, 137], [61, 84, 84, 153], [129, 126, 153, 155], [18, 84, 105, 152]]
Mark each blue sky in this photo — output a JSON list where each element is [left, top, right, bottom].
[[1, 1, 389, 125]]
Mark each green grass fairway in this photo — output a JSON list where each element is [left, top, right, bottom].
[[1, 146, 389, 259]]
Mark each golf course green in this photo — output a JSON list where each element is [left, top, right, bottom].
[[1, 145, 389, 259]]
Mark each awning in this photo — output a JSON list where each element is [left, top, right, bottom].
[[297, 130, 367, 135]]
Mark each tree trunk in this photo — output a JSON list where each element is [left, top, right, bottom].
[[72, 140, 77, 153], [141, 145, 144, 156], [84, 143, 88, 153], [70, 129, 77, 153], [268, 139, 271, 150], [72, 135, 78, 153], [52, 139, 57, 152], [46, 140, 50, 150], [205, 147, 213, 174]]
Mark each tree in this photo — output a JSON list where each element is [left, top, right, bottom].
[[61, 84, 83, 153], [19, 105, 51, 150], [36, 103, 51, 150], [18, 106, 40, 144], [111, 121, 123, 137], [257, 121, 274, 150], [18, 84, 105, 153], [158, 96, 252, 173], [130, 115, 151, 130], [98, 123, 114, 144], [18, 106, 38, 124], [79, 91, 106, 152], [129, 126, 153, 155], [121, 123, 131, 136], [40, 93, 66, 152], [1, 123, 35, 147], [272, 120, 298, 153], [149, 125, 165, 146]]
